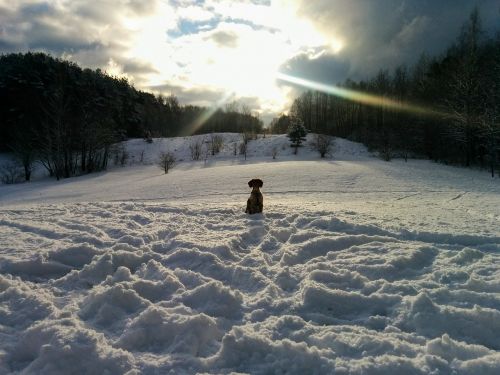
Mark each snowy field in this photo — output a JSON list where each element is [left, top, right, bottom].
[[1, 134, 499, 374]]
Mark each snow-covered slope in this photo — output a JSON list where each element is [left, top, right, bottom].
[[0, 134, 499, 374]]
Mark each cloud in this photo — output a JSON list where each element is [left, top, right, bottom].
[[121, 59, 159, 76], [177, 5, 215, 22], [0, 0, 153, 63], [291, 0, 500, 79], [209, 30, 239, 48], [148, 83, 225, 107], [280, 52, 351, 85], [1, 0, 499, 124]]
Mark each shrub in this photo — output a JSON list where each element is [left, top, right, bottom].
[[189, 139, 203, 160], [158, 152, 176, 174], [312, 134, 334, 158], [1, 161, 23, 184], [209, 134, 224, 155], [271, 147, 278, 159]]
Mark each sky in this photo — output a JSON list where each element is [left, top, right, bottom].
[[1, 0, 499, 124]]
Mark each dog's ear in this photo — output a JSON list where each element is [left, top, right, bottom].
[[256, 179, 263, 187], [248, 179, 254, 187]]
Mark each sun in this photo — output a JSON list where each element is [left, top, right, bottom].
[[120, 1, 344, 115]]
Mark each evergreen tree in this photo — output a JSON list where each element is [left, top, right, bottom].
[[287, 117, 307, 154]]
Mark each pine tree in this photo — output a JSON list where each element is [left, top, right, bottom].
[[287, 117, 307, 154]]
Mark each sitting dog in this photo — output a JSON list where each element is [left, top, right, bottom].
[[245, 179, 263, 214]]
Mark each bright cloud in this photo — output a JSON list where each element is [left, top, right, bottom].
[[0, 0, 341, 121]]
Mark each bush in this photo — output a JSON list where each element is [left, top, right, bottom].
[[189, 139, 203, 160], [1, 161, 23, 184], [271, 147, 278, 159], [144, 130, 153, 143], [312, 134, 334, 158], [209, 134, 224, 155], [112, 144, 129, 166], [158, 152, 176, 174]]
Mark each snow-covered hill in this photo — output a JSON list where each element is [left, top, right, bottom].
[[0, 134, 499, 374]]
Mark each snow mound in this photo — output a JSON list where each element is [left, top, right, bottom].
[[117, 305, 220, 355], [8, 319, 134, 375]]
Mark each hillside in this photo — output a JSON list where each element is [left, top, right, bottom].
[[0, 134, 499, 374]]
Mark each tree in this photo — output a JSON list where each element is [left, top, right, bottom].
[[287, 117, 307, 154], [269, 114, 291, 134], [189, 138, 203, 160], [209, 133, 224, 155], [158, 152, 176, 174], [279, 7, 499, 175], [445, 7, 484, 166], [0, 160, 22, 184], [240, 133, 251, 160], [312, 134, 334, 158], [9, 117, 37, 181]]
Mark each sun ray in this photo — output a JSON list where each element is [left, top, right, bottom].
[[276, 72, 445, 118], [182, 91, 235, 136]]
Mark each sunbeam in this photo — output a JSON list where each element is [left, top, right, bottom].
[[276, 72, 445, 117], [183, 92, 236, 136]]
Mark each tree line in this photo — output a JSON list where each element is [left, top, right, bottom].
[[271, 9, 500, 176], [0, 52, 262, 181]]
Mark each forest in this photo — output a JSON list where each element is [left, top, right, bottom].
[[271, 9, 500, 176], [0, 53, 262, 181], [1, 9, 498, 182]]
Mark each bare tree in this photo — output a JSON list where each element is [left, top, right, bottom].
[[209, 134, 224, 155], [112, 143, 129, 166], [239, 142, 247, 160], [203, 141, 210, 166], [271, 146, 278, 159], [189, 138, 203, 160], [312, 134, 334, 158], [445, 8, 483, 167], [158, 152, 176, 174], [1, 160, 23, 184], [8, 117, 37, 181], [479, 109, 499, 177], [242, 132, 252, 146], [240, 132, 251, 160]]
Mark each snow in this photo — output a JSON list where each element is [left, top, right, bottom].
[[0, 133, 499, 374]]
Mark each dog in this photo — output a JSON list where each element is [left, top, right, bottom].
[[245, 179, 263, 214]]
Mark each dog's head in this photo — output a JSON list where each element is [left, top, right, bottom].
[[248, 178, 263, 189]]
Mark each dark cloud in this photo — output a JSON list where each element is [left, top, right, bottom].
[[280, 52, 351, 85], [121, 59, 159, 76], [19, 2, 55, 17], [0, 1, 123, 53], [0, 39, 16, 53], [292, 0, 500, 80], [69, 0, 159, 22]]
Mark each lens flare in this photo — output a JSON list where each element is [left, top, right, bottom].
[[276, 72, 444, 117], [183, 92, 235, 136]]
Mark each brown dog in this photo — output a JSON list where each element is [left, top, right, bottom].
[[245, 179, 263, 214]]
